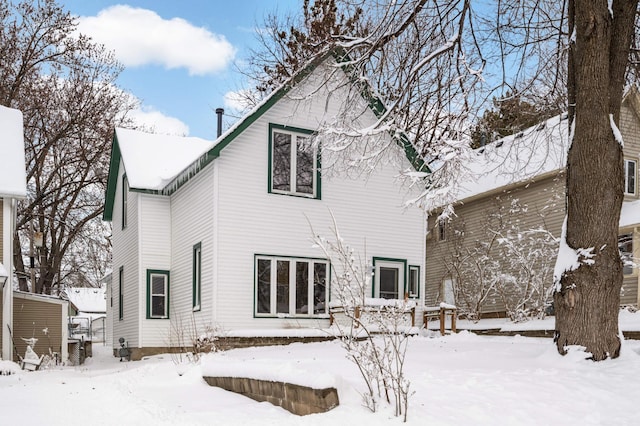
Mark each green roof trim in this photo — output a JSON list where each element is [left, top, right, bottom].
[[103, 133, 121, 221], [333, 47, 430, 174], [103, 47, 429, 220]]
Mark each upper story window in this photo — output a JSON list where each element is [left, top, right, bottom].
[[437, 219, 446, 241], [269, 124, 319, 198], [625, 159, 637, 196]]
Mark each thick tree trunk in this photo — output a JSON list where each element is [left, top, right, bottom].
[[554, 0, 638, 361]]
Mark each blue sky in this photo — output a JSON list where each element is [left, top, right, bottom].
[[63, 0, 301, 138]]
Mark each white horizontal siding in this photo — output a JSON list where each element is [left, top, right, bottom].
[[138, 194, 171, 347], [169, 164, 215, 344], [213, 66, 425, 329], [111, 160, 140, 348]]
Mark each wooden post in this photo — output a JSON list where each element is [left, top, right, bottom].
[[439, 308, 445, 336]]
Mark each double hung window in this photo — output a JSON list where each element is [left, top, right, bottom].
[[269, 125, 319, 198], [147, 270, 169, 319], [625, 159, 637, 196]]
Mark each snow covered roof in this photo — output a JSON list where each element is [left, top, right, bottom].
[[0, 105, 27, 198], [61, 287, 106, 313], [115, 128, 215, 190], [103, 49, 428, 221], [438, 114, 569, 209]]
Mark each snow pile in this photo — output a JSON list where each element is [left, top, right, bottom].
[[201, 350, 338, 389], [1, 338, 640, 424]]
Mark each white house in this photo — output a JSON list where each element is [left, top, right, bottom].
[[0, 105, 27, 360], [103, 54, 428, 359]]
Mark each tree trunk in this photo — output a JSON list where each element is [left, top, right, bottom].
[[554, 0, 638, 361]]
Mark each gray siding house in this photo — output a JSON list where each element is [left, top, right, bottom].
[[426, 88, 640, 318]]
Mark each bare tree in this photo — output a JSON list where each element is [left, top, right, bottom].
[[553, 0, 639, 360], [0, 0, 135, 293], [253, 0, 640, 359]]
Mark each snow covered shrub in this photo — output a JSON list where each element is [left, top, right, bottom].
[[442, 194, 560, 322], [311, 214, 412, 422], [443, 222, 501, 321], [169, 312, 225, 369]]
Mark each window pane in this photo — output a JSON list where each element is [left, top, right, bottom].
[[273, 132, 291, 191], [313, 263, 327, 314], [194, 247, 201, 308], [379, 267, 398, 299], [151, 295, 165, 317], [627, 160, 636, 194], [277, 260, 290, 314], [295, 262, 309, 314], [296, 136, 314, 194], [409, 267, 418, 296], [152, 275, 165, 295], [619, 234, 634, 275], [257, 259, 271, 314]]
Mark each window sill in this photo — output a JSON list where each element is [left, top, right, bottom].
[[254, 314, 330, 319]]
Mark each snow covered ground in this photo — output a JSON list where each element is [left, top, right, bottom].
[[1, 328, 640, 425]]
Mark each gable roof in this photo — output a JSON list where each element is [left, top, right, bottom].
[[60, 287, 106, 314], [104, 49, 429, 220], [436, 86, 640, 210], [452, 113, 570, 205], [0, 105, 27, 198]]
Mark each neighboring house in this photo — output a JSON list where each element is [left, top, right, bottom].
[[61, 286, 107, 317], [12, 291, 69, 364], [426, 88, 640, 317], [103, 54, 428, 359], [0, 106, 27, 361], [61, 286, 107, 344]]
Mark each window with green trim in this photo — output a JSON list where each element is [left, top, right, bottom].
[[122, 175, 129, 229], [408, 265, 420, 298], [269, 124, 319, 198], [193, 243, 202, 311], [147, 270, 170, 319], [118, 266, 124, 320], [373, 258, 406, 299], [255, 255, 328, 317]]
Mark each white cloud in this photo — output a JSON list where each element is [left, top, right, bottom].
[[77, 5, 236, 75], [128, 106, 190, 136], [224, 89, 260, 114]]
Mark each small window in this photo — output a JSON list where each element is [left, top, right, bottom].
[[118, 266, 124, 320], [437, 219, 446, 241], [408, 265, 420, 298], [269, 124, 319, 198], [122, 175, 129, 229], [193, 243, 202, 311], [255, 255, 328, 317], [619, 233, 634, 275], [625, 159, 637, 195], [373, 258, 406, 299], [147, 270, 170, 319]]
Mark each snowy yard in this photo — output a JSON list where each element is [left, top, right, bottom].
[[1, 329, 640, 425]]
